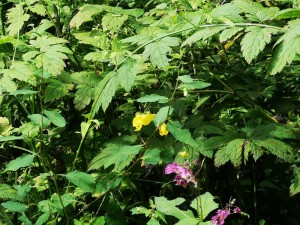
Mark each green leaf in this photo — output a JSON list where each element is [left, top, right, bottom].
[[51, 193, 75, 216], [290, 167, 300, 196], [131, 206, 152, 216], [274, 9, 300, 20], [70, 5, 106, 29], [117, 59, 141, 92], [214, 139, 245, 167], [153, 106, 172, 126], [241, 27, 277, 64], [73, 31, 110, 49], [34, 212, 50, 225], [167, 121, 199, 147], [1, 201, 27, 212], [6, 4, 30, 36], [143, 37, 180, 69], [178, 81, 211, 91], [88, 144, 142, 172], [43, 110, 66, 127], [268, 19, 300, 74], [141, 148, 161, 165], [0, 77, 17, 92], [0, 184, 19, 201], [5, 154, 35, 172], [2, 61, 36, 85], [94, 173, 122, 195], [154, 197, 194, 220], [28, 114, 50, 127], [147, 218, 160, 225], [0, 136, 23, 142], [233, 0, 279, 22], [254, 139, 294, 162], [137, 94, 168, 103], [65, 171, 95, 193], [219, 27, 244, 43], [175, 218, 199, 225], [102, 13, 128, 31], [190, 192, 219, 220], [30, 36, 72, 76], [181, 26, 226, 47], [44, 79, 73, 102]]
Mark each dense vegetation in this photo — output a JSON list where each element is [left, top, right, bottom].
[[0, 0, 300, 224]]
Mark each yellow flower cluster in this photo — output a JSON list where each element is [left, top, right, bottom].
[[132, 112, 155, 131], [132, 112, 169, 136]]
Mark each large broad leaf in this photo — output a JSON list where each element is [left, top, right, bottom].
[[88, 144, 142, 172], [214, 139, 245, 167], [1, 201, 27, 212], [167, 121, 199, 147], [190, 192, 219, 220], [0, 184, 19, 201], [143, 37, 180, 69], [6, 4, 30, 36], [5, 154, 35, 172], [154, 197, 194, 220], [290, 167, 300, 196], [28, 114, 50, 127], [241, 27, 277, 64], [175, 218, 199, 225], [65, 171, 95, 193]]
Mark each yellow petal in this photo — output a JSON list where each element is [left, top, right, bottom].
[[132, 114, 143, 131], [141, 113, 155, 125], [159, 123, 168, 136]]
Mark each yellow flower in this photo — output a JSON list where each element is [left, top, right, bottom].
[[141, 113, 155, 125], [159, 123, 168, 136], [132, 112, 155, 131], [132, 113, 143, 131]]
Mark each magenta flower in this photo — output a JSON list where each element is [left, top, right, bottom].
[[233, 207, 241, 213], [212, 209, 230, 225], [165, 163, 197, 188]]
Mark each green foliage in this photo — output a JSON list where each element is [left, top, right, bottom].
[[0, 0, 300, 224]]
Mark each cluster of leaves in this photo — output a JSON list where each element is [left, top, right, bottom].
[[0, 0, 300, 224]]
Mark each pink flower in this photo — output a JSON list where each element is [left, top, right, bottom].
[[233, 207, 241, 213], [212, 209, 230, 225], [165, 163, 197, 187]]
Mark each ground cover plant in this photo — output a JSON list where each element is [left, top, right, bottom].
[[0, 0, 300, 224]]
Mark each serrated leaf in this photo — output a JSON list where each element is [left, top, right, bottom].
[[167, 121, 199, 147], [117, 59, 141, 92], [233, 0, 279, 22], [5, 154, 35, 172], [143, 37, 180, 69], [181, 26, 226, 47], [88, 144, 142, 172], [250, 123, 297, 139], [131, 206, 152, 216], [0, 77, 17, 92], [137, 94, 168, 103], [6, 4, 30, 36], [219, 27, 244, 43], [214, 139, 244, 167], [65, 171, 95, 193], [154, 197, 194, 220], [0, 184, 19, 201], [94, 173, 122, 195], [29, 4, 47, 16], [274, 9, 300, 20], [190, 192, 218, 220], [2, 61, 36, 85], [1, 201, 27, 212], [254, 139, 294, 162], [102, 13, 128, 31], [212, 3, 243, 23], [91, 72, 116, 117], [43, 110, 66, 127], [241, 27, 277, 64], [44, 78, 73, 102]]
